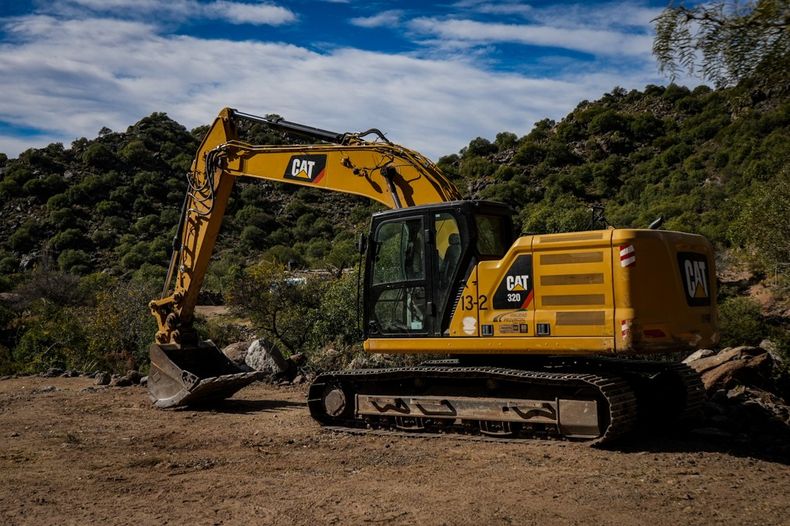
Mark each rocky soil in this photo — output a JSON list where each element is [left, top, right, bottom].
[[1, 365, 789, 525]]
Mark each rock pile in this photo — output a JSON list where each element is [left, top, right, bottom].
[[684, 343, 789, 439], [222, 338, 305, 383], [93, 370, 146, 387]]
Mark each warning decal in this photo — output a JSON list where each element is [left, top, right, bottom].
[[619, 244, 636, 268], [677, 252, 711, 307]]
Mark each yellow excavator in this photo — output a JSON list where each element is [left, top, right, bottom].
[[148, 108, 718, 444]]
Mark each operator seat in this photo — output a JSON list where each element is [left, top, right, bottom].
[[440, 233, 462, 288]]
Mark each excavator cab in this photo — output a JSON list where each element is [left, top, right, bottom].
[[364, 200, 514, 339]]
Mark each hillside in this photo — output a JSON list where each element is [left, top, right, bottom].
[[0, 82, 788, 374]]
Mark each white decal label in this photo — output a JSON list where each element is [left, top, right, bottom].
[[462, 317, 477, 335]]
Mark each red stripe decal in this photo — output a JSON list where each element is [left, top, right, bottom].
[[521, 290, 534, 309]]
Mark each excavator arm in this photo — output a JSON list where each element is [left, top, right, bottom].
[[147, 108, 461, 407]]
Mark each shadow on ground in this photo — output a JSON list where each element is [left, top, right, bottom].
[[181, 398, 306, 415], [612, 428, 790, 466]]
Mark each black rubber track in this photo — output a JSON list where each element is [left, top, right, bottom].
[[308, 366, 640, 446]]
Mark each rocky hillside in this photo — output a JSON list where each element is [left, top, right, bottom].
[[0, 81, 787, 374]]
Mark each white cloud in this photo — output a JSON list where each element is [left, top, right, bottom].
[[470, 2, 534, 18], [466, 1, 660, 29], [0, 13, 671, 160], [521, 2, 661, 30], [42, 0, 296, 26], [202, 1, 296, 25], [408, 17, 654, 57], [350, 10, 403, 29]]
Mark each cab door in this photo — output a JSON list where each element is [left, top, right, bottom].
[[366, 215, 433, 337]]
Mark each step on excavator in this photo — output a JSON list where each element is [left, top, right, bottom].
[[148, 108, 718, 444]]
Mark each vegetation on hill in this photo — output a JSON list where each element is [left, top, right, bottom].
[[0, 77, 787, 374]]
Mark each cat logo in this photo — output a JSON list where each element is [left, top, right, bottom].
[[493, 255, 533, 309], [677, 252, 711, 306], [283, 154, 327, 183], [506, 275, 530, 291]]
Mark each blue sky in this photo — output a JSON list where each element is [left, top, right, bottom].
[[0, 0, 692, 159]]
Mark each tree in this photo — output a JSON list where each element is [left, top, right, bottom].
[[653, 0, 789, 87], [729, 169, 790, 269], [228, 261, 323, 354]]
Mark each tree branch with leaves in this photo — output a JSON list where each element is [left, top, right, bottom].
[[653, 0, 789, 87]]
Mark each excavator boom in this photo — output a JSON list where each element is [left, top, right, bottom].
[[147, 108, 460, 407]]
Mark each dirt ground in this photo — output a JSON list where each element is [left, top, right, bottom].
[[1, 377, 788, 526]]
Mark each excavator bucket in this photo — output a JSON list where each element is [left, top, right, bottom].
[[147, 342, 262, 408]]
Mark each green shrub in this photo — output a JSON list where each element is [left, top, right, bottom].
[[325, 237, 358, 270], [262, 245, 305, 268], [46, 192, 70, 209], [9, 223, 38, 252], [120, 243, 149, 270], [240, 225, 267, 250], [0, 178, 20, 198], [589, 110, 629, 134], [95, 200, 122, 217], [0, 256, 18, 274], [82, 142, 117, 169], [119, 139, 151, 165], [132, 214, 161, 237], [521, 195, 592, 234], [131, 263, 166, 287], [49, 207, 79, 228], [494, 132, 517, 151], [14, 304, 89, 373], [459, 156, 496, 179], [309, 270, 362, 349], [58, 249, 92, 274], [82, 280, 157, 372], [50, 228, 87, 251], [91, 229, 116, 248], [718, 296, 767, 347], [22, 174, 65, 200], [465, 137, 497, 157], [729, 173, 790, 270]]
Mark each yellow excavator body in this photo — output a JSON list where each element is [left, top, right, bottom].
[[147, 108, 717, 443], [367, 227, 717, 355]]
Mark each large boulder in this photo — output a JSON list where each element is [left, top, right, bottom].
[[687, 346, 763, 374], [244, 339, 293, 379], [682, 349, 714, 364], [700, 352, 773, 391], [221, 340, 254, 371]]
